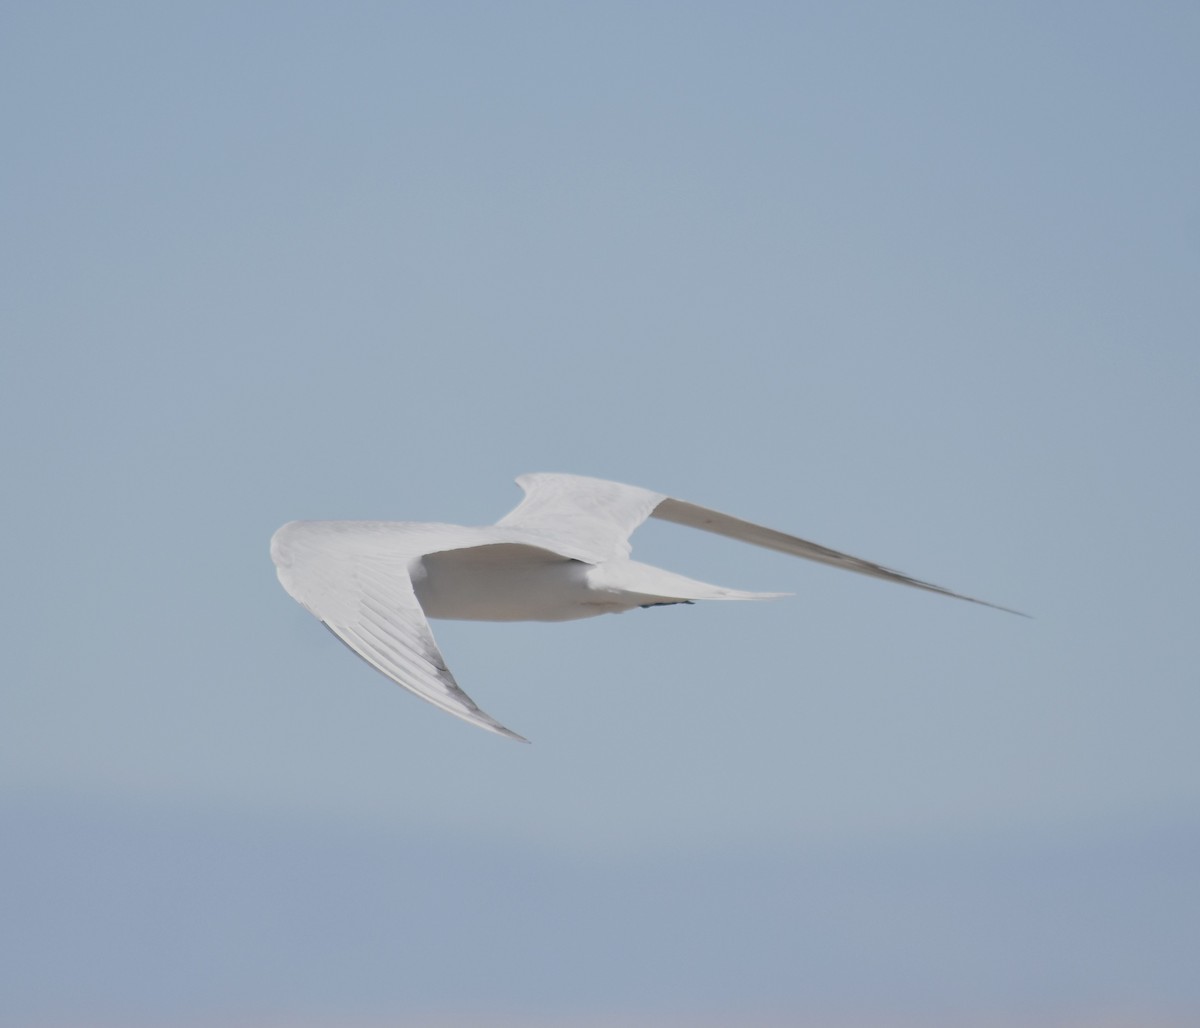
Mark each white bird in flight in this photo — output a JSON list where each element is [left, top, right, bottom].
[[271, 472, 1021, 741]]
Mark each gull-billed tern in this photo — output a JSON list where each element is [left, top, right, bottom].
[[271, 472, 1021, 741]]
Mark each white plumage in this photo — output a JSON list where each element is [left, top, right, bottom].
[[271, 472, 1020, 741]]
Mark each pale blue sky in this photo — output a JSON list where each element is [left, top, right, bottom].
[[2, 3, 1198, 1025]]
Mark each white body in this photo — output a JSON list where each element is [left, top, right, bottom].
[[271, 473, 1020, 741]]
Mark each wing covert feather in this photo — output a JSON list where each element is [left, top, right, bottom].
[[498, 473, 666, 562]]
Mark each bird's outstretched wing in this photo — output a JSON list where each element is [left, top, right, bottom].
[[271, 521, 527, 741], [651, 497, 1026, 616], [502, 473, 1024, 615]]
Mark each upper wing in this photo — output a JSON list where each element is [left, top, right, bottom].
[[501, 472, 1021, 614], [497, 472, 666, 563], [270, 520, 528, 741], [652, 496, 1026, 616]]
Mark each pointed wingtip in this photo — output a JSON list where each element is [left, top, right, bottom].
[[996, 603, 1034, 619], [496, 725, 532, 744], [477, 717, 531, 743], [962, 595, 1032, 619]]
